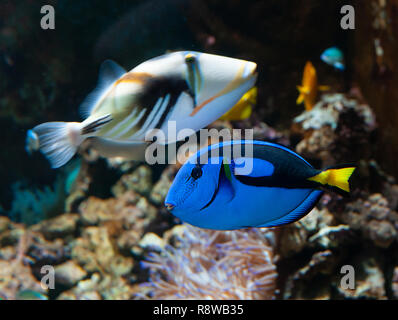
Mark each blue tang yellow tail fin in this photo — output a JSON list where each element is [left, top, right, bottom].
[[308, 165, 356, 195]]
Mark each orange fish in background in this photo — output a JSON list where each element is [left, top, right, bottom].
[[296, 61, 330, 111]]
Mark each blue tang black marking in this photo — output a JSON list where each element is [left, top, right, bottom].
[[165, 140, 355, 230]]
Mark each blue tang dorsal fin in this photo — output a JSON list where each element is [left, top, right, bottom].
[[79, 59, 126, 119]]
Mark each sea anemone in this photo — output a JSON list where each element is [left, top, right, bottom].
[[139, 225, 277, 300]]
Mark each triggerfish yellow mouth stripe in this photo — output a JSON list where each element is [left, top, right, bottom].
[[190, 61, 257, 117]]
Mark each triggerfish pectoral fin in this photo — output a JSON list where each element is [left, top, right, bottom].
[[256, 189, 324, 228], [308, 165, 356, 194]]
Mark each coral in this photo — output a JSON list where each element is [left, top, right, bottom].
[[71, 226, 134, 276], [57, 273, 137, 300], [0, 228, 46, 300], [339, 193, 398, 248], [8, 181, 65, 226], [7, 160, 81, 225], [294, 93, 376, 166], [149, 165, 179, 206], [54, 261, 87, 287], [277, 207, 337, 257], [139, 225, 277, 300], [392, 267, 398, 299], [294, 94, 376, 131], [30, 213, 78, 240], [283, 250, 337, 299], [112, 165, 153, 197], [78, 190, 157, 231], [335, 255, 386, 299]]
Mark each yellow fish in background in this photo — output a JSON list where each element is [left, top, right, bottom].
[[219, 87, 257, 121], [296, 61, 329, 111]]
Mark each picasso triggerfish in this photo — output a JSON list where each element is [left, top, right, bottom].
[[27, 51, 257, 168], [165, 140, 355, 230]]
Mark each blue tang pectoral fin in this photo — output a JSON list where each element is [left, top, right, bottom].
[[256, 189, 324, 228]]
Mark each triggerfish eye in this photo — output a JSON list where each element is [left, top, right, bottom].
[[185, 53, 196, 63]]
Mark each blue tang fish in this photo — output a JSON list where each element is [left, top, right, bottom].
[[321, 47, 345, 71], [165, 140, 355, 230]]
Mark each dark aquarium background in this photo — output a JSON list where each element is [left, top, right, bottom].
[[0, 0, 398, 300]]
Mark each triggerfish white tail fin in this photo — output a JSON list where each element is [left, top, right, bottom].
[[308, 165, 356, 195], [32, 121, 84, 168], [31, 114, 112, 168]]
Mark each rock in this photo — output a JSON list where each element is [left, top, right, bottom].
[[341, 193, 398, 248], [139, 232, 165, 251], [283, 250, 336, 299], [30, 213, 78, 240], [308, 225, 351, 249], [149, 165, 178, 205], [337, 257, 386, 299], [117, 229, 141, 253], [57, 273, 135, 300], [366, 220, 397, 248], [278, 207, 336, 257], [0, 216, 10, 233], [112, 165, 152, 197], [163, 224, 188, 247], [0, 259, 45, 300], [55, 261, 87, 286], [383, 184, 398, 211], [293, 93, 376, 167], [392, 267, 398, 299], [58, 290, 102, 300], [70, 226, 134, 276], [28, 234, 66, 266]]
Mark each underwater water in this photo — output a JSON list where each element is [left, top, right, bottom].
[[1, 0, 398, 302]]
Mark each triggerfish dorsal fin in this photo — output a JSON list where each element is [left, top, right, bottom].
[[79, 59, 126, 119], [307, 165, 356, 195]]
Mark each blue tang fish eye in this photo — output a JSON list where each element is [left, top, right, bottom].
[[165, 140, 356, 230]]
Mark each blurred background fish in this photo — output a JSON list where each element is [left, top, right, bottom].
[[15, 290, 48, 300], [296, 61, 330, 111], [219, 87, 257, 121], [321, 47, 345, 71]]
